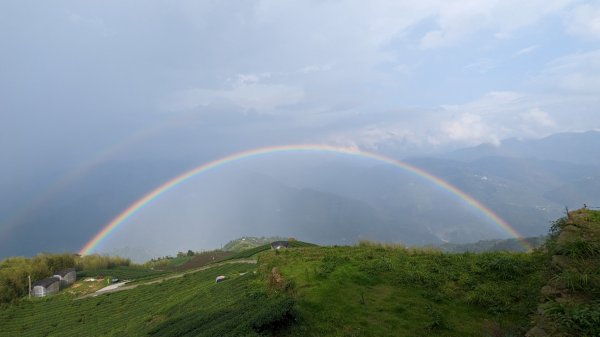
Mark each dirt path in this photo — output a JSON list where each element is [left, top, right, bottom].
[[77, 259, 257, 299]]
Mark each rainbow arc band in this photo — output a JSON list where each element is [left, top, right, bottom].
[[79, 144, 531, 255]]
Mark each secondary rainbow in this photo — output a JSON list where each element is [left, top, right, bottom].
[[79, 144, 531, 255]]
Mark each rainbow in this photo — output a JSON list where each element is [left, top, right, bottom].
[[79, 144, 531, 255]]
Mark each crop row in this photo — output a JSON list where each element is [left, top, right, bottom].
[[0, 263, 259, 337]]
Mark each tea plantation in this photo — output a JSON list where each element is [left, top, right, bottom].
[[1, 210, 598, 336], [0, 263, 292, 337]]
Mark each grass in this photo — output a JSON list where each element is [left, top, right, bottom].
[[2, 210, 598, 336], [530, 209, 600, 336], [77, 266, 170, 281], [0, 263, 293, 337], [168, 251, 234, 272], [224, 240, 317, 261], [258, 245, 545, 336]]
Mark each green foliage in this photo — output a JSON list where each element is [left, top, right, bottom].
[[145, 254, 195, 269], [316, 254, 349, 278], [223, 236, 288, 252], [260, 245, 544, 336], [441, 236, 547, 253], [2, 209, 597, 336], [425, 304, 451, 331], [75, 254, 131, 270], [543, 301, 600, 336], [0, 253, 130, 305], [0, 263, 294, 337], [77, 266, 169, 281], [148, 291, 294, 337], [225, 240, 317, 261], [530, 209, 600, 336], [0, 253, 74, 305]]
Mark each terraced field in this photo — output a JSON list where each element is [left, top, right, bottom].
[[3, 212, 597, 336], [0, 263, 293, 337], [77, 266, 170, 281]]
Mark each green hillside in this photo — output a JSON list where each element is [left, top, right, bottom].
[[224, 240, 317, 261], [1, 211, 599, 336], [259, 244, 545, 336], [223, 236, 288, 252], [528, 208, 600, 336], [0, 263, 292, 337], [440, 235, 547, 253]]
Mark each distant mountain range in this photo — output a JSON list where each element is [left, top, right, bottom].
[[444, 130, 600, 166], [1, 131, 598, 260]]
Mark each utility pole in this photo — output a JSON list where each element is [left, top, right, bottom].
[[28, 275, 31, 299]]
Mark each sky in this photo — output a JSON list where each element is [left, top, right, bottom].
[[1, 0, 600, 256]]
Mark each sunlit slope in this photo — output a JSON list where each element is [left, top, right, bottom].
[[260, 245, 545, 336]]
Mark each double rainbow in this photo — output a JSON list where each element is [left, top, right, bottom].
[[79, 144, 531, 254]]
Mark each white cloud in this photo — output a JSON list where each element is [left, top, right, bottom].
[[436, 91, 562, 144], [540, 50, 600, 93], [512, 44, 540, 57], [419, 0, 574, 49], [520, 107, 556, 127], [565, 3, 600, 39], [442, 91, 525, 116], [441, 113, 500, 145]]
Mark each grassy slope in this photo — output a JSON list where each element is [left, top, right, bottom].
[[77, 266, 170, 281], [528, 209, 600, 336], [260, 245, 546, 337], [146, 251, 235, 272], [223, 237, 288, 252], [0, 263, 293, 337], [224, 240, 317, 261], [3, 213, 598, 337]]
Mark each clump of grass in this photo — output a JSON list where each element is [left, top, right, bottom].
[[424, 304, 451, 331]]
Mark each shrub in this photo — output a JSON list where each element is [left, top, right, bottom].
[[425, 304, 451, 331]]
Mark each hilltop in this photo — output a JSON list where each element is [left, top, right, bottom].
[[223, 236, 288, 252], [1, 210, 599, 336]]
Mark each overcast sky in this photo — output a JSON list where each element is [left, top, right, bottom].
[[1, 1, 600, 255]]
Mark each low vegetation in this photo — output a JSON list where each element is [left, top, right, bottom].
[[145, 250, 234, 272], [77, 266, 169, 282], [223, 236, 288, 252], [440, 236, 547, 253], [224, 240, 317, 261], [259, 243, 546, 336], [528, 209, 600, 336], [0, 254, 130, 305], [0, 263, 295, 336], [1, 210, 598, 336]]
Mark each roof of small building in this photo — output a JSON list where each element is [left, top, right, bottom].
[[33, 276, 60, 288], [54, 268, 76, 276], [270, 241, 289, 248]]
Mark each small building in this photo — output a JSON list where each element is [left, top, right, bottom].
[[31, 277, 60, 297], [53, 268, 77, 287], [215, 275, 226, 283], [270, 241, 289, 250]]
